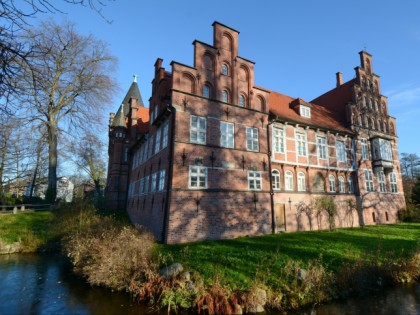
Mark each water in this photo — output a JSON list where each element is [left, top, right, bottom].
[[0, 253, 419, 315]]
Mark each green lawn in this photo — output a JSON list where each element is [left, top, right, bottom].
[[158, 223, 420, 289], [0, 211, 54, 251]]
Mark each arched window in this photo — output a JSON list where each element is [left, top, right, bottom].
[[329, 175, 336, 192], [239, 95, 246, 107], [368, 98, 373, 109], [221, 90, 229, 103], [221, 64, 229, 76], [272, 170, 280, 191], [202, 84, 210, 98], [389, 172, 398, 193], [285, 171, 293, 191], [338, 176, 345, 193], [313, 173, 325, 192], [203, 54, 213, 70], [297, 172, 306, 191]]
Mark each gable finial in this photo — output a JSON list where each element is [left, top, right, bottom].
[[133, 74, 138, 83]]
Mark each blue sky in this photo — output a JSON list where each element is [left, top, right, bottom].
[[48, 0, 420, 156]]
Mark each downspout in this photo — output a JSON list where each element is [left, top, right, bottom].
[[162, 105, 176, 243], [266, 119, 275, 234]]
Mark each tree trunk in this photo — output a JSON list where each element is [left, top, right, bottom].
[[46, 123, 58, 202]]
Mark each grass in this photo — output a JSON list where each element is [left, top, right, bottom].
[[0, 211, 54, 251], [158, 223, 420, 289]]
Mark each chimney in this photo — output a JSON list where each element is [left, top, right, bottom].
[[336, 72, 343, 87]]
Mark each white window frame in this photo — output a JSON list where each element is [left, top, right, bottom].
[[379, 139, 392, 161], [248, 171, 262, 191], [220, 121, 234, 148], [272, 170, 280, 190], [297, 172, 306, 192], [389, 172, 398, 193], [239, 95, 245, 107], [285, 171, 294, 191], [336, 140, 346, 162], [221, 90, 229, 103], [378, 171, 386, 193], [189, 166, 207, 189], [329, 175, 336, 192], [246, 127, 259, 152], [296, 133, 307, 156], [338, 176, 345, 193], [317, 136, 327, 160], [364, 170, 374, 192], [221, 64, 228, 76], [300, 105, 311, 118], [361, 139, 369, 160], [190, 115, 206, 145], [273, 127, 285, 153]]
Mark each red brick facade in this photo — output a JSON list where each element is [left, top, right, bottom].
[[108, 22, 406, 244]]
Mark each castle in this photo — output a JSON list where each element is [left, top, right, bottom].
[[106, 22, 406, 244]]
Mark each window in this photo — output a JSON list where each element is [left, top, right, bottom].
[[361, 139, 369, 160], [162, 121, 169, 149], [377, 171, 386, 193], [203, 84, 210, 98], [220, 121, 234, 148], [379, 139, 392, 161], [221, 90, 229, 103], [338, 176, 345, 193], [364, 170, 374, 192], [151, 173, 157, 192], [296, 133, 307, 156], [124, 147, 128, 163], [154, 128, 161, 154], [317, 137, 327, 159], [389, 172, 398, 193], [139, 178, 144, 195], [144, 175, 149, 193], [246, 127, 259, 151], [272, 170, 280, 190], [153, 106, 158, 122], [348, 176, 354, 193], [189, 166, 207, 188], [336, 141, 346, 162], [248, 171, 262, 190], [190, 116, 206, 144], [239, 95, 245, 107], [298, 172, 306, 191], [159, 169, 166, 191], [285, 171, 293, 191], [300, 105, 311, 118], [273, 128, 285, 153], [329, 175, 336, 192], [221, 64, 228, 76], [148, 135, 154, 158]]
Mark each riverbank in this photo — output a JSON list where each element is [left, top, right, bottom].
[[1, 206, 419, 313]]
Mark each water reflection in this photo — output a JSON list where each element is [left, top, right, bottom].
[[1, 254, 419, 315]]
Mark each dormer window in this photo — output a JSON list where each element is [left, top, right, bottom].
[[300, 105, 311, 118]]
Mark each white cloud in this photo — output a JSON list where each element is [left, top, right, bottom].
[[386, 85, 420, 107]]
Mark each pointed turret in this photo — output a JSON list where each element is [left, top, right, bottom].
[[111, 104, 127, 128]]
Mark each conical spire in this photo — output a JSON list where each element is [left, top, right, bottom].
[[121, 75, 144, 116], [111, 103, 127, 128]]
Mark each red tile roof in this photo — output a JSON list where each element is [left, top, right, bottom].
[[269, 90, 353, 133], [136, 107, 150, 133]]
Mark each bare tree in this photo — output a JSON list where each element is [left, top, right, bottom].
[[0, 0, 114, 108], [72, 132, 106, 193], [314, 196, 337, 231], [18, 20, 117, 201]]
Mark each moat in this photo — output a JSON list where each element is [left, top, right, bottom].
[[0, 253, 419, 315]]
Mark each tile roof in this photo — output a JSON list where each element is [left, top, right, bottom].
[[135, 107, 150, 134], [268, 90, 353, 133]]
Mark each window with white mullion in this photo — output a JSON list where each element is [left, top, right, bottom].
[[317, 136, 327, 159], [336, 140, 346, 162], [220, 121, 234, 148], [154, 128, 161, 154], [364, 170, 374, 192], [296, 133, 307, 156], [361, 139, 369, 160], [285, 171, 294, 191], [246, 127, 259, 151], [389, 172, 398, 193], [272, 127, 285, 153], [159, 169, 166, 191], [329, 175, 336, 192], [297, 172, 306, 191], [190, 116, 206, 144], [189, 166, 207, 189], [248, 171, 262, 190], [162, 121, 169, 149], [377, 171, 386, 193], [272, 170, 281, 190]]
